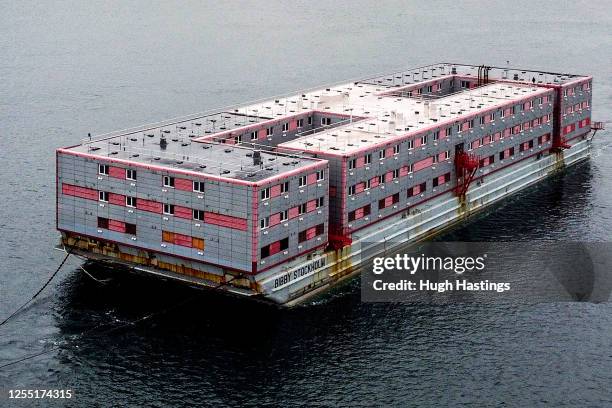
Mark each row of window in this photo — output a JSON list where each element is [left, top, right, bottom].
[[97, 217, 137, 235], [230, 115, 337, 144], [563, 81, 590, 97], [98, 164, 137, 180], [260, 223, 325, 258], [565, 101, 589, 115], [260, 170, 324, 200], [97, 192, 207, 220], [260, 197, 325, 229]]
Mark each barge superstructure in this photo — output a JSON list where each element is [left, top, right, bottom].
[[56, 63, 599, 305]]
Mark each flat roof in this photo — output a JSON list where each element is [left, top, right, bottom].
[[278, 82, 549, 155], [64, 134, 322, 182], [63, 63, 590, 170]]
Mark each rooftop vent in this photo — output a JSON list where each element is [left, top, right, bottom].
[[160, 137, 167, 150], [253, 150, 262, 166]]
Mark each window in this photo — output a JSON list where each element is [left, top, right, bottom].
[[490, 113, 495, 121], [97, 217, 109, 229], [98, 164, 109, 175], [426, 85, 433, 93], [279, 237, 289, 251], [420, 135, 428, 145], [162, 230, 174, 243], [126, 169, 136, 180], [193, 209, 204, 221], [298, 203, 307, 215], [282, 122, 289, 132], [298, 176, 306, 188], [468, 119, 474, 129], [126, 196, 136, 208], [234, 135, 242, 144], [408, 164, 414, 174], [479, 116, 485, 125], [365, 179, 372, 190], [377, 175, 384, 185], [432, 155, 439, 164], [316, 197, 324, 208], [537, 97, 543, 105], [446, 127, 452, 137], [297, 118, 304, 128], [321, 117, 331, 126], [163, 204, 174, 215], [500, 109, 506, 119], [444, 150, 450, 160], [280, 181, 289, 193], [260, 216, 269, 230], [563, 89, 568, 97], [261, 187, 270, 200], [99, 191, 108, 202], [261, 245, 270, 258], [266, 127, 273, 136], [163, 176, 175, 188], [511, 106, 516, 115], [393, 169, 399, 179], [250, 131, 257, 141], [393, 145, 400, 155], [379, 149, 386, 159], [316, 170, 325, 181], [348, 185, 356, 196], [460, 80, 469, 89], [433, 130, 439, 141], [407, 139, 414, 150], [307, 116, 313, 125], [364, 153, 372, 164], [125, 223, 137, 235], [348, 158, 356, 170], [193, 181, 205, 193], [280, 210, 288, 222]]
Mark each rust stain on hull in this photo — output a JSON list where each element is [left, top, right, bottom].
[[62, 234, 254, 290]]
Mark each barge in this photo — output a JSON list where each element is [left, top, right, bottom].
[[56, 63, 600, 305]]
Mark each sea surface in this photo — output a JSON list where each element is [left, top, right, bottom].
[[1, 1, 611, 406]]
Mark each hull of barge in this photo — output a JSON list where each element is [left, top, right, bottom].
[[60, 136, 592, 306]]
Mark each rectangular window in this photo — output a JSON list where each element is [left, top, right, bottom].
[[163, 176, 175, 188], [321, 117, 331, 126], [280, 181, 289, 194], [420, 135, 428, 145], [97, 217, 109, 229], [298, 176, 306, 188], [250, 131, 257, 140], [408, 163, 414, 174], [348, 158, 356, 170], [99, 191, 108, 202], [193, 209, 204, 221], [316, 197, 324, 208], [279, 237, 289, 251], [126, 196, 136, 208], [479, 116, 485, 125], [266, 127, 273, 136], [261, 245, 270, 258], [126, 169, 136, 180], [364, 153, 372, 164], [377, 175, 384, 185], [298, 230, 308, 243], [392, 169, 399, 179], [260, 217, 269, 230], [234, 135, 242, 144], [432, 130, 439, 141], [163, 204, 174, 215], [193, 181, 205, 193], [426, 85, 433, 93], [282, 123, 289, 132], [407, 139, 414, 150], [298, 203, 307, 215], [365, 179, 372, 190], [261, 187, 270, 200], [500, 109, 506, 118], [461, 80, 470, 88], [348, 185, 356, 196], [468, 119, 474, 129], [446, 127, 452, 137], [379, 149, 386, 159], [297, 118, 304, 128], [280, 210, 288, 222], [316, 170, 324, 181], [98, 164, 109, 175], [192, 237, 204, 250], [307, 116, 313, 125], [393, 144, 400, 155], [125, 223, 137, 235]]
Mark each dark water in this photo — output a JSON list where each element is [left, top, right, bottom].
[[1, 1, 611, 406]]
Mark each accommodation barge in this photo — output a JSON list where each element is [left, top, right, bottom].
[[56, 63, 600, 305]]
